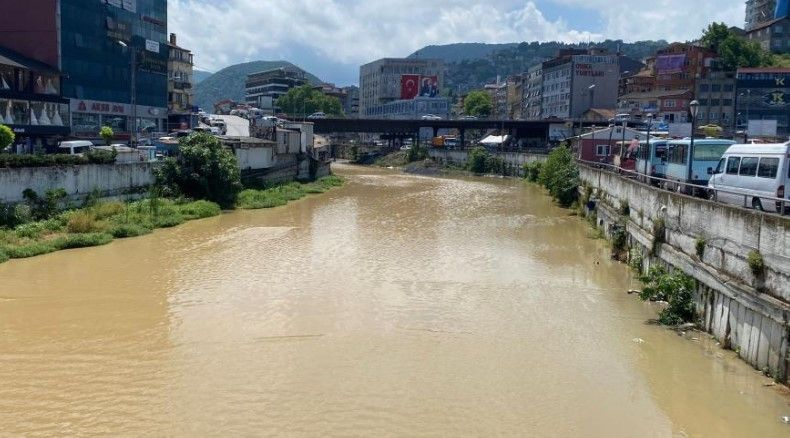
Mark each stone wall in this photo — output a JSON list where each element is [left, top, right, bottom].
[[582, 163, 790, 382], [0, 163, 156, 204], [427, 149, 547, 176]]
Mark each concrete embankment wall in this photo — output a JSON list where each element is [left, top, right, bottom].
[[580, 164, 790, 382], [0, 163, 157, 204], [428, 149, 547, 175]]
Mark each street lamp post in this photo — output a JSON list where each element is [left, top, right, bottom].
[[687, 100, 700, 193], [643, 113, 654, 179], [117, 41, 137, 147]]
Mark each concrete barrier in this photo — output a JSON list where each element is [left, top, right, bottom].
[[427, 149, 547, 176], [0, 163, 156, 204], [580, 163, 790, 382]]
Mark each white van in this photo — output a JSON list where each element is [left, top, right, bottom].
[[708, 142, 790, 212], [58, 140, 94, 155]]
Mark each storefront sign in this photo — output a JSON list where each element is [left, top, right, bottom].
[[145, 39, 159, 53], [575, 64, 604, 77], [70, 99, 166, 119], [75, 100, 127, 114], [763, 90, 789, 107]]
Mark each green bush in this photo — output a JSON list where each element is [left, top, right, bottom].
[[5, 241, 57, 258], [237, 189, 288, 209], [695, 238, 706, 259], [53, 233, 113, 250], [629, 248, 644, 273], [0, 124, 14, 151], [639, 266, 696, 325], [466, 147, 490, 174], [276, 182, 307, 201], [66, 210, 105, 234], [155, 133, 242, 209], [85, 148, 117, 164], [23, 188, 67, 221], [100, 126, 114, 145], [318, 175, 344, 187], [0, 249, 9, 264], [178, 200, 222, 220], [91, 201, 126, 220], [538, 145, 579, 207], [109, 223, 152, 238], [523, 161, 542, 182], [747, 250, 764, 276]]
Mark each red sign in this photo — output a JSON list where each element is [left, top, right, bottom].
[[76, 100, 126, 114], [401, 75, 419, 100]]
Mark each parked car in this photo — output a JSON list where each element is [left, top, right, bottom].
[[421, 114, 442, 120], [708, 141, 790, 212], [307, 112, 326, 119]]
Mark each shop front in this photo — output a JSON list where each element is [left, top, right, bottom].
[[69, 99, 167, 142]]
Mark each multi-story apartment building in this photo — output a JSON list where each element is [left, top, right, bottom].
[[484, 80, 508, 119], [746, 17, 790, 53], [745, 0, 779, 30], [524, 64, 543, 119], [341, 86, 359, 118], [0, 0, 170, 140], [507, 75, 524, 120], [541, 49, 620, 119], [166, 33, 195, 131], [358, 58, 444, 118], [245, 66, 307, 115], [735, 67, 790, 137], [695, 70, 737, 129], [0, 46, 70, 152]]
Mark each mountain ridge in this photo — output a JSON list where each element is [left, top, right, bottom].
[[193, 61, 323, 111]]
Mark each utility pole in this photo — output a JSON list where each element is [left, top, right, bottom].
[[131, 48, 137, 147]]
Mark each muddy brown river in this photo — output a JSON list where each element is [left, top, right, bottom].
[[0, 164, 788, 436]]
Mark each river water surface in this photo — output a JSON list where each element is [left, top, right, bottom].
[[1, 164, 788, 436]]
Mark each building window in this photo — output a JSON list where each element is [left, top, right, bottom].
[[596, 144, 610, 156]]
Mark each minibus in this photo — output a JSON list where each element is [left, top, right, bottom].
[[708, 142, 790, 212]]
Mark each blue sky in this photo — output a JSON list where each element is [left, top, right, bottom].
[[169, 0, 747, 86]]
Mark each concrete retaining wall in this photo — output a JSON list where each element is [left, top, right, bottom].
[[583, 164, 790, 382], [428, 149, 547, 176], [0, 163, 156, 204]]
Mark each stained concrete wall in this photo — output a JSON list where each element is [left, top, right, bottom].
[[583, 164, 790, 382], [0, 163, 156, 204], [427, 149, 547, 176]]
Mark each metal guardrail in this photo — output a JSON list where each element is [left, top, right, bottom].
[[577, 159, 788, 217]]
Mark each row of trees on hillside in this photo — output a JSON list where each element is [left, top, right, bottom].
[[276, 85, 343, 117]]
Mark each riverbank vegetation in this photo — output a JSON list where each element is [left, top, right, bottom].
[[522, 144, 578, 207], [237, 176, 343, 209], [0, 195, 222, 264], [638, 267, 696, 325], [0, 133, 344, 264]]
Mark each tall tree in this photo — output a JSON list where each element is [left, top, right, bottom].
[[700, 22, 773, 71], [276, 85, 343, 117], [463, 90, 493, 117]]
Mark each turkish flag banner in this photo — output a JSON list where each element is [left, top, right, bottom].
[[401, 75, 419, 100]]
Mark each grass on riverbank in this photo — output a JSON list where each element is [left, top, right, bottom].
[[0, 198, 222, 264], [237, 175, 344, 210], [0, 176, 344, 264]]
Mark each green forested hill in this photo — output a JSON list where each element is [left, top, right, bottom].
[[411, 40, 669, 94], [194, 61, 322, 111]]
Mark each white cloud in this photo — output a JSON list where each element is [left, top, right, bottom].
[[548, 0, 745, 42], [169, 0, 601, 73], [169, 0, 746, 83]]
